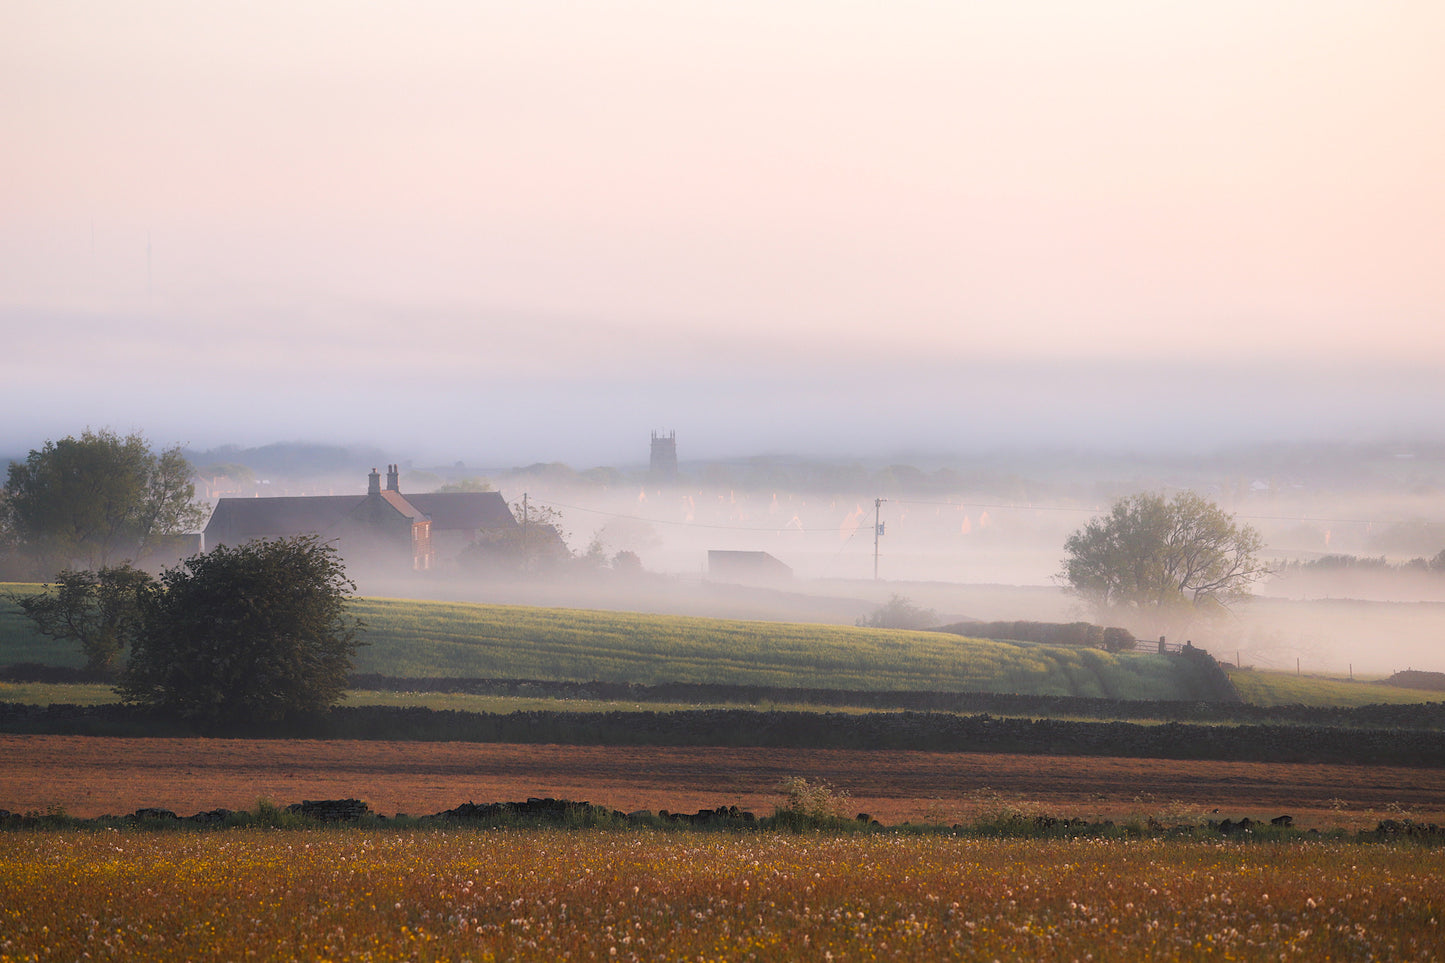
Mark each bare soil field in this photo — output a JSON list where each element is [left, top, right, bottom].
[[4, 734, 1443, 829]]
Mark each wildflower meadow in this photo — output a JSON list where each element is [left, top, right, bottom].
[[2, 829, 1440, 961]]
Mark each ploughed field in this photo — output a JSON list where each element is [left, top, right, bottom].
[[6, 735, 1445, 829], [3, 830, 1440, 962]]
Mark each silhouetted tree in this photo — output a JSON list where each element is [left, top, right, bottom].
[[3, 429, 205, 572], [14, 565, 157, 673], [119, 536, 363, 725]]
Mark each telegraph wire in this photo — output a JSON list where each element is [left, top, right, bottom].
[[530, 493, 1402, 535]]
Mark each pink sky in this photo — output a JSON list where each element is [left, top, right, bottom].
[[2, 2, 1442, 460]]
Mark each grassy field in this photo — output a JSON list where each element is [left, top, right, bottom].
[[345, 598, 1212, 699], [8, 588, 1444, 707], [0, 682, 928, 716], [0, 584, 85, 668], [0, 589, 1221, 700], [1, 830, 1439, 961], [1226, 668, 1444, 707]]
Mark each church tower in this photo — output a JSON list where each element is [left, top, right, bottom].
[[649, 430, 678, 483]]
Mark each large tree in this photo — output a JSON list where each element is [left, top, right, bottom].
[[118, 536, 364, 725], [3, 429, 206, 571], [15, 565, 157, 674], [1060, 491, 1267, 628]]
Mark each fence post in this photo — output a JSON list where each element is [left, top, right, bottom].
[[1158, 635, 1167, 655]]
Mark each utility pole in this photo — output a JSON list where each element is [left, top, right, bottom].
[[873, 497, 886, 580], [521, 492, 529, 571]]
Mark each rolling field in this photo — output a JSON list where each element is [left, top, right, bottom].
[[2, 830, 1440, 962], [1226, 668, 1445, 707], [5, 589, 1444, 962], [347, 598, 1213, 699], [6, 589, 1443, 708], [0, 589, 1224, 699]]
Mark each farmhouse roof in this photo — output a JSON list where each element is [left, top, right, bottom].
[[202, 488, 517, 544], [404, 491, 517, 531], [204, 495, 362, 543], [379, 490, 428, 522]]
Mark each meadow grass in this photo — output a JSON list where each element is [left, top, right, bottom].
[[1228, 668, 1445, 707], [0, 682, 119, 707], [346, 597, 1214, 699], [10, 587, 1441, 706], [0, 585, 86, 668], [1, 829, 1439, 962]]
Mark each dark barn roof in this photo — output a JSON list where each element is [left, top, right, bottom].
[[203, 490, 517, 546], [204, 495, 363, 544], [707, 550, 793, 582], [405, 492, 517, 531]]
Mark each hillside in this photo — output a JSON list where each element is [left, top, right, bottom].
[[0, 590, 1225, 701], [1226, 668, 1445, 708], [345, 599, 1233, 699]]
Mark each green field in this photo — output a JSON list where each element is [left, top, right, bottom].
[[0, 584, 86, 668], [7, 587, 1442, 707], [346, 597, 1221, 699], [0, 589, 1218, 699], [1226, 667, 1444, 707], [0, 682, 923, 716]]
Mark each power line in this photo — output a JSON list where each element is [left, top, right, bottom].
[[534, 492, 1403, 537], [537, 497, 853, 535], [890, 497, 1393, 527]]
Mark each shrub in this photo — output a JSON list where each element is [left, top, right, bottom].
[[118, 536, 364, 726]]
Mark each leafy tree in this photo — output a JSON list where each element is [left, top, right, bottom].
[[3, 429, 206, 571], [14, 566, 157, 673], [611, 549, 644, 574], [460, 499, 572, 574], [856, 594, 937, 630], [580, 534, 609, 569], [1060, 491, 1267, 627], [118, 536, 363, 725]]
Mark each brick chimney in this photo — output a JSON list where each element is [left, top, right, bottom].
[[368, 468, 381, 495], [386, 464, 400, 492]]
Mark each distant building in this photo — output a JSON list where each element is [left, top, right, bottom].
[[203, 465, 517, 573], [649, 430, 678, 483], [707, 550, 793, 584]]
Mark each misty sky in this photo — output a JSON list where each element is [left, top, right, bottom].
[[3, 2, 1443, 465]]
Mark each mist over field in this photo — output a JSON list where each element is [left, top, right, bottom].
[[132, 437, 1445, 679], [4, 4, 1443, 678]]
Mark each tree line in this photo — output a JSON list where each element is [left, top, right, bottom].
[[5, 430, 361, 725]]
